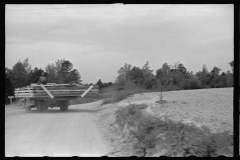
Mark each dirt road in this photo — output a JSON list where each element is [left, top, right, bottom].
[[5, 100, 110, 157]]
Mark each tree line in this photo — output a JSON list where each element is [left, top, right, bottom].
[[5, 58, 82, 104], [113, 60, 234, 91]]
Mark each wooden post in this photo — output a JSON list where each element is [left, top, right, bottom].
[[8, 96, 14, 104], [81, 85, 94, 98], [40, 84, 54, 99]]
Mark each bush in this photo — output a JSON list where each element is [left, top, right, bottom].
[[115, 104, 148, 129], [180, 79, 202, 90]]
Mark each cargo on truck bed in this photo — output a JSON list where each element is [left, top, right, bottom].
[[14, 83, 99, 112]]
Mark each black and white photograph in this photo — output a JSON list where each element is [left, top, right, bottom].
[[5, 4, 234, 157]]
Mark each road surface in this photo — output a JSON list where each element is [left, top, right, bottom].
[[5, 101, 110, 157]]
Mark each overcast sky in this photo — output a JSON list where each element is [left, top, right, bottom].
[[5, 4, 233, 84]]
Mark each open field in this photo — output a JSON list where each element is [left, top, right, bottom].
[[91, 87, 233, 156], [120, 87, 233, 134]]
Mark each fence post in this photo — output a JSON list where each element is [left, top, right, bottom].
[[8, 96, 14, 104]]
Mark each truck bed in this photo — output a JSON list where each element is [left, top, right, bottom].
[[14, 84, 99, 99]]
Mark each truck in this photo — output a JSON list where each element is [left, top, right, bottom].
[[14, 83, 99, 112]]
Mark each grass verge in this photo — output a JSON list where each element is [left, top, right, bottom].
[[114, 104, 233, 157]]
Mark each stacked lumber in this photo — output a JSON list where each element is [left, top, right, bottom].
[[14, 84, 99, 98]]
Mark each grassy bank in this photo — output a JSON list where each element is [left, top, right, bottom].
[[114, 104, 233, 157]]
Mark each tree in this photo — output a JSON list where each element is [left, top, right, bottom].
[[27, 67, 44, 84], [68, 69, 82, 84], [128, 66, 144, 87], [60, 60, 82, 84], [22, 58, 31, 74], [5, 72, 14, 104], [116, 63, 132, 87], [45, 63, 57, 83], [211, 66, 221, 76], [5, 67, 15, 87], [158, 63, 171, 77], [195, 64, 210, 88], [46, 59, 82, 84], [55, 59, 65, 83], [156, 62, 173, 88], [156, 71, 164, 100], [219, 72, 228, 87], [228, 60, 234, 73], [108, 82, 113, 86], [226, 70, 233, 87], [11, 60, 28, 88], [61, 60, 73, 83], [177, 63, 187, 74], [209, 66, 222, 88], [141, 61, 155, 89]]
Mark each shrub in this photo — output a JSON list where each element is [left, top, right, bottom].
[[180, 79, 202, 90], [115, 104, 148, 129]]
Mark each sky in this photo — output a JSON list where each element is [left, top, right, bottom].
[[5, 4, 233, 84]]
